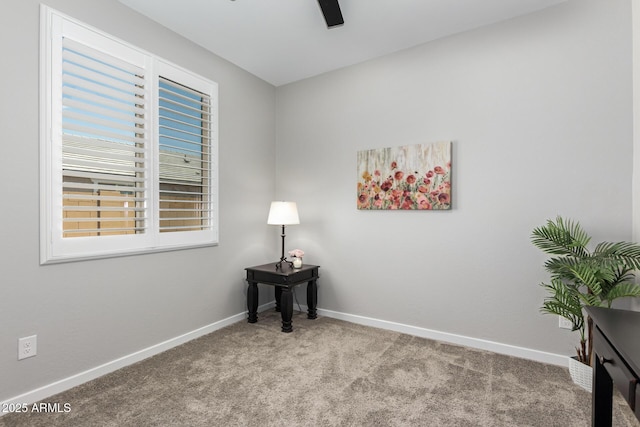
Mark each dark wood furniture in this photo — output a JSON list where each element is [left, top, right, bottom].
[[585, 306, 640, 427], [245, 263, 319, 333]]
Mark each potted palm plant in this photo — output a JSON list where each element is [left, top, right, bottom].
[[531, 216, 640, 390]]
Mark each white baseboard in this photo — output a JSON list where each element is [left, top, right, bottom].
[[2, 301, 567, 412], [0, 302, 274, 412], [315, 307, 568, 368]]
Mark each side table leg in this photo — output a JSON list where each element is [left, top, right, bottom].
[[247, 281, 258, 323], [592, 353, 613, 427], [275, 286, 282, 312], [307, 279, 317, 319], [280, 287, 293, 333]]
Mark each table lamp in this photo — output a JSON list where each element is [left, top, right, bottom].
[[267, 201, 299, 270]]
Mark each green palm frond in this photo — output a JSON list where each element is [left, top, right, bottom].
[[544, 257, 580, 278], [540, 279, 584, 332], [594, 241, 640, 270], [542, 301, 585, 333], [577, 292, 602, 307], [532, 216, 590, 257], [598, 266, 634, 297], [570, 262, 621, 296], [603, 282, 640, 304]]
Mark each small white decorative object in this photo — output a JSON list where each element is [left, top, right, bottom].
[[568, 356, 592, 392], [288, 249, 305, 269]]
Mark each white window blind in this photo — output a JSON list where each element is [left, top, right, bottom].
[[158, 77, 212, 233], [41, 6, 218, 264], [61, 37, 148, 237]]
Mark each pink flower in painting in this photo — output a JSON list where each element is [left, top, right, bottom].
[[358, 193, 370, 209], [380, 180, 393, 192], [423, 178, 431, 186], [401, 198, 413, 210], [391, 161, 397, 170], [391, 190, 403, 207], [374, 170, 381, 177], [418, 185, 429, 193], [438, 193, 450, 204], [416, 194, 431, 210], [426, 171, 434, 178], [434, 166, 445, 175], [406, 174, 416, 185], [394, 171, 404, 181]]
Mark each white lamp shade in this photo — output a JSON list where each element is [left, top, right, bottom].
[[267, 201, 300, 225]]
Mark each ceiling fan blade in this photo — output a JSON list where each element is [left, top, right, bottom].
[[317, 0, 344, 28]]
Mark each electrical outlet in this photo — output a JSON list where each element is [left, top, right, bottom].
[[558, 316, 573, 330], [18, 335, 37, 360]]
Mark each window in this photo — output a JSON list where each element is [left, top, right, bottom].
[[40, 6, 218, 264]]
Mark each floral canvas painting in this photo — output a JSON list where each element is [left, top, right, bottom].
[[357, 141, 452, 210]]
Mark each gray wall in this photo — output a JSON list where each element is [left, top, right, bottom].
[[276, 0, 633, 357], [0, 0, 276, 400]]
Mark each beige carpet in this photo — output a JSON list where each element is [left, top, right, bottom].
[[2, 310, 638, 426]]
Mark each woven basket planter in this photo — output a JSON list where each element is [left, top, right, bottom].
[[568, 356, 592, 392]]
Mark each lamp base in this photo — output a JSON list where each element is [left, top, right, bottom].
[[275, 257, 294, 270], [275, 224, 294, 270]]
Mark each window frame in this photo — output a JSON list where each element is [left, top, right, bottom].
[[40, 6, 219, 264]]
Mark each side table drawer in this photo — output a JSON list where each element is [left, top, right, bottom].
[[250, 270, 286, 284], [287, 267, 316, 283], [594, 326, 638, 411]]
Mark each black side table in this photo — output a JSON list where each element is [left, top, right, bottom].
[[585, 307, 640, 426], [245, 263, 320, 333]]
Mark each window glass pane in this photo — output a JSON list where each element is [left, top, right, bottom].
[[158, 78, 212, 233]]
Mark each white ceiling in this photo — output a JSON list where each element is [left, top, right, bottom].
[[118, 0, 568, 87]]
